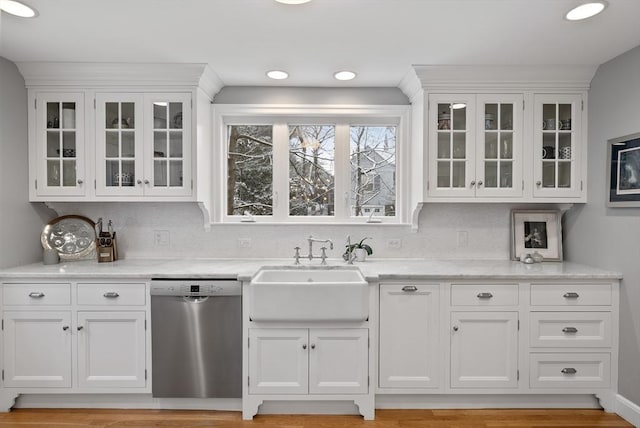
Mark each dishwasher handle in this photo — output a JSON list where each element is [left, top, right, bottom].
[[182, 296, 210, 303]]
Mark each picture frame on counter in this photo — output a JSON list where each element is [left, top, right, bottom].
[[511, 209, 563, 261], [607, 132, 640, 207]]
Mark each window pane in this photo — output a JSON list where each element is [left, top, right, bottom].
[[227, 125, 273, 216], [350, 126, 396, 217], [289, 125, 335, 216]]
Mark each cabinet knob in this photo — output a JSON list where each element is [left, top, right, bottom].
[[77, 326, 84, 331], [453, 326, 459, 332], [62, 326, 69, 331], [77, 179, 84, 185], [137, 179, 142, 185], [302, 344, 307, 350], [536, 181, 542, 186], [477, 180, 483, 187], [144, 179, 150, 185], [470, 180, 476, 187], [311, 344, 316, 349]]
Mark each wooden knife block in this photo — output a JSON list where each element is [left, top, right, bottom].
[[97, 232, 118, 263]]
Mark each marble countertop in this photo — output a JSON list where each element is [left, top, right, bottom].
[[0, 258, 622, 281]]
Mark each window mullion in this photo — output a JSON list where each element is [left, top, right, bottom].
[[334, 123, 350, 220], [272, 123, 289, 221]]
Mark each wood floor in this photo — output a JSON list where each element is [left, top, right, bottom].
[[0, 409, 633, 428]]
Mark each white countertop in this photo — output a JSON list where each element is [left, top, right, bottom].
[[0, 258, 622, 281]]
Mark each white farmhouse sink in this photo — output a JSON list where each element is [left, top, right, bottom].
[[248, 266, 369, 322]]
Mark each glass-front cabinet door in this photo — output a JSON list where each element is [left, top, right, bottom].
[[428, 94, 476, 197], [35, 93, 85, 197], [534, 94, 582, 198], [95, 94, 144, 196], [475, 94, 523, 198], [144, 93, 192, 197]]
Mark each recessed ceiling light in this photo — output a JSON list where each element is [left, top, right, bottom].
[[266, 70, 289, 80], [334, 71, 357, 81], [565, 2, 607, 21], [274, 0, 312, 4], [0, 0, 37, 17]]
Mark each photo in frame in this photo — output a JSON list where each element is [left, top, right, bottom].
[[607, 132, 640, 207], [511, 210, 563, 261]]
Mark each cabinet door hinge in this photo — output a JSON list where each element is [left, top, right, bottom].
[[247, 337, 250, 348], [94, 179, 96, 189], [2, 370, 4, 381], [248, 376, 250, 387], [368, 376, 370, 387], [523, 100, 525, 110], [190, 99, 193, 109], [517, 320, 520, 330], [522, 180, 524, 190], [34, 99, 37, 110], [145, 369, 147, 380], [517, 370, 520, 381], [368, 337, 370, 348], [426, 180, 429, 190], [1, 319, 3, 330], [581, 100, 584, 111], [35, 179, 38, 190], [144, 319, 147, 330], [581, 180, 583, 191], [191, 179, 193, 190], [94, 98, 96, 109]]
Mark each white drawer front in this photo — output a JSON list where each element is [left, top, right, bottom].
[[77, 283, 146, 306], [530, 312, 611, 348], [3, 283, 71, 305], [530, 283, 612, 306], [451, 284, 518, 306], [530, 353, 610, 388]]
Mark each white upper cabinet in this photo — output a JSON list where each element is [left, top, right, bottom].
[[32, 93, 86, 198]]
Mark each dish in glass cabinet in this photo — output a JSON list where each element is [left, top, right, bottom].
[[41, 215, 96, 260]]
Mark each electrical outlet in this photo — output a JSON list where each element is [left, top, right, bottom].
[[387, 238, 402, 249], [154, 230, 170, 247], [238, 238, 252, 248], [457, 230, 468, 247]]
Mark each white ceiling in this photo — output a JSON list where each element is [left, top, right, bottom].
[[2, 0, 640, 88]]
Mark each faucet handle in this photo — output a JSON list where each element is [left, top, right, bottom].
[[320, 247, 328, 265], [293, 246, 301, 265]]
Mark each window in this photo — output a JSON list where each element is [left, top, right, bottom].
[[214, 105, 409, 223]]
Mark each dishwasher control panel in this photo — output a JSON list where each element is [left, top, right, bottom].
[[151, 279, 241, 296]]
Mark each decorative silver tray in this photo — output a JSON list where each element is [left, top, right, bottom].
[[41, 215, 96, 260]]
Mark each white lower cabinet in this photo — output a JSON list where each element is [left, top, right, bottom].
[[450, 311, 519, 388], [248, 328, 368, 395], [2, 311, 72, 388], [379, 283, 440, 388], [77, 311, 146, 388]]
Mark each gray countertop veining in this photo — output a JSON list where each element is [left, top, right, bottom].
[[0, 258, 622, 281]]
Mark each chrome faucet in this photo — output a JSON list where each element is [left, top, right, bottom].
[[307, 235, 333, 260], [293, 235, 334, 264], [344, 235, 357, 265]]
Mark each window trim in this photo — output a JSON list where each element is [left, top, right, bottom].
[[212, 104, 411, 224]]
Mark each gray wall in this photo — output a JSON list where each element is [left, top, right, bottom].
[[564, 45, 640, 405], [0, 57, 52, 268], [214, 86, 410, 105]]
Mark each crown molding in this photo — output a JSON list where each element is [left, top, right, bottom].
[[398, 68, 423, 102], [412, 65, 598, 91], [16, 62, 223, 97]]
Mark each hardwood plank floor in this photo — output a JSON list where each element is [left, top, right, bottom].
[[0, 409, 633, 428]]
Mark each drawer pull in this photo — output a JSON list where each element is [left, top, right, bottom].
[[62, 325, 69, 331], [402, 286, 418, 292], [77, 326, 84, 331], [563, 292, 580, 299], [561, 367, 577, 375], [477, 292, 493, 299], [28, 292, 45, 298], [562, 327, 578, 333], [103, 292, 120, 298]]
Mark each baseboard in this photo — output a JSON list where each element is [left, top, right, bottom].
[[376, 394, 601, 409], [615, 394, 640, 427]]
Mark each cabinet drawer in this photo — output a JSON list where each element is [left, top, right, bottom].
[[3, 283, 71, 305], [77, 283, 146, 306], [530, 353, 610, 388], [530, 312, 611, 348], [530, 283, 611, 306], [450, 284, 518, 306]]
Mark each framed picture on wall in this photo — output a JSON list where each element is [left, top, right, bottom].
[[511, 210, 563, 261], [607, 132, 640, 207]]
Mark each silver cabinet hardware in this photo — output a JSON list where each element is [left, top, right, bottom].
[[28, 292, 45, 298], [311, 344, 316, 349], [470, 180, 476, 186], [402, 286, 418, 292], [137, 179, 142, 185], [536, 181, 542, 186], [302, 344, 307, 350], [562, 327, 578, 333], [477, 292, 493, 299], [144, 179, 150, 185], [62, 326, 69, 331], [563, 292, 579, 299], [561, 367, 577, 375], [77, 179, 84, 185], [103, 292, 120, 298], [77, 326, 84, 331], [452, 326, 459, 332], [477, 180, 483, 187]]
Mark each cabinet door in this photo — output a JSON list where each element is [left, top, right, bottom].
[[533, 94, 583, 198], [476, 94, 523, 198], [308, 328, 368, 394], [248, 328, 308, 395], [428, 94, 476, 197], [77, 311, 146, 388], [95, 94, 144, 196], [2, 311, 72, 387], [379, 284, 439, 388], [450, 312, 518, 388], [35, 93, 85, 197], [144, 93, 192, 197]]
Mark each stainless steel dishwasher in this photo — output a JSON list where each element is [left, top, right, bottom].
[[150, 279, 242, 398]]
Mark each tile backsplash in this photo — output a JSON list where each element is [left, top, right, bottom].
[[47, 202, 522, 260]]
